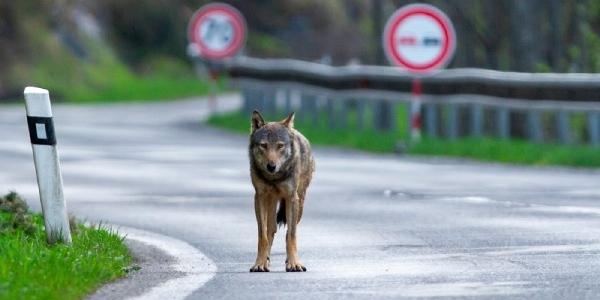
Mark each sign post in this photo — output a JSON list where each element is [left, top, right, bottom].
[[187, 3, 247, 115], [24, 87, 72, 244], [383, 3, 456, 142]]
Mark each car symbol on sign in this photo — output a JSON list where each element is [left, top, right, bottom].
[[397, 36, 441, 47]]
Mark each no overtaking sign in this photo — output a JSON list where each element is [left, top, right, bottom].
[[383, 4, 456, 74]]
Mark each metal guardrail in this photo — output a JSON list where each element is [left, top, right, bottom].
[[224, 57, 600, 146]]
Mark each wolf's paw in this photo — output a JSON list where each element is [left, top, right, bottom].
[[285, 260, 307, 272], [249, 261, 270, 272]]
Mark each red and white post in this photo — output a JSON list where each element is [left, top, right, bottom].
[[410, 78, 422, 142], [208, 69, 218, 115]]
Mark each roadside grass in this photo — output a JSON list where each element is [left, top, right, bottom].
[[62, 72, 225, 104], [409, 138, 600, 167], [0, 192, 131, 300], [30, 51, 225, 103], [6, 20, 221, 104], [207, 109, 600, 168]]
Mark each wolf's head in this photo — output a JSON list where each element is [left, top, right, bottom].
[[249, 110, 295, 178]]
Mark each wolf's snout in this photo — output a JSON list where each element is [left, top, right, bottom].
[[266, 163, 276, 173]]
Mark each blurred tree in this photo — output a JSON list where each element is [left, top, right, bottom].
[[99, 0, 187, 67], [548, 0, 565, 71], [509, 0, 542, 72]]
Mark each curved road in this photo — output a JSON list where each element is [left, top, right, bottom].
[[2, 95, 600, 299]]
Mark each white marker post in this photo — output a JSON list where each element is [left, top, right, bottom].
[[24, 87, 72, 244]]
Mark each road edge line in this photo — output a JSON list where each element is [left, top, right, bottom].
[[114, 225, 217, 300]]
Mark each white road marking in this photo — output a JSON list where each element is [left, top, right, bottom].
[[396, 281, 536, 297], [527, 204, 600, 216], [565, 189, 600, 197], [484, 243, 600, 256], [439, 196, 496, 204], [115, 226, 217, 300]]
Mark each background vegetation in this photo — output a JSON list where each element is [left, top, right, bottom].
[[2, 1, 600, 102]]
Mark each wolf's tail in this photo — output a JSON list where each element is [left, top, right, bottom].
[[276, 199, 286, 226]]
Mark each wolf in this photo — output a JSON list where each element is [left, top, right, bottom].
[[248, 110, 315, 272]]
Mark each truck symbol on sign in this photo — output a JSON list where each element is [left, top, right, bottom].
[[202, 18, 233, 46]]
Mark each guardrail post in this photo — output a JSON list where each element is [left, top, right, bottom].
[[356, 100, 366, 131], [264, 89, 277, 117], [326, 97, 336, 129], [425, 102, 438, 138], [274, 89, 283, 114], [338, 100, 348, 130], [470, 104, 483, 137], [556, 111, 571, 144], [253, 89, 265, 113], [284, 89, 293, 114], [496, 107, 510, 139], [242, 89, 253, 114], [24, 87, 72, 245], [298, 93, 307, 123], [527, 110, 543, 143], [374, 99, 393, 131], [588, 112, 599, 146], [390, 102, 398, 132], [310, 95, 319, 126], [300, 93, 318, 125], [251, 89, 260, 113], [446, 103, 458, 140]]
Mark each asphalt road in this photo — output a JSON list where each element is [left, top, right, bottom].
[[2, 95, 600, 299]]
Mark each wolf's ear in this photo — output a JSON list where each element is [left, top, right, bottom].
[[281, 112, 295, 129], [251, 110, 265, 132]]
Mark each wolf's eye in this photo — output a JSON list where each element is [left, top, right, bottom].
[[277, 143, 284, 149], [260, 143, 268, 149]]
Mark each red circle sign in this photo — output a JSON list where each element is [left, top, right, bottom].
[[383, 4, 456, 74], [188, 3, 247, 60]]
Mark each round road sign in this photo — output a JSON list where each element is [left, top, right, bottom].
[[188, 3, 247, 60], [383, 4, 456, 74]]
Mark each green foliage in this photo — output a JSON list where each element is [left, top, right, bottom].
[[0, 193, 131, 300], [102, 0, 187, 65], [0, 192, 35, 235], [0, 2, 214, 102], [20, 28, 215, 103], [247, 32, 291, 58], [208, 109, 600, 168]]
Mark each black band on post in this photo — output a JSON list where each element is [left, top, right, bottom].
[[27, 116, 57, 145]]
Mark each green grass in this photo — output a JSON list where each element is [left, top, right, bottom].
[[61, 72, 225, 104], [0, 192, 131, 300], [29, 50, 225, 103], [6, 19, 220, 104], [207, 109, 600, 168], [409, 138, 600, 167]]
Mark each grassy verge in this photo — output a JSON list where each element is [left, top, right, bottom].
[[6, 18, 222, 104], [0, 192, 131, 300], [207, 110, 600, 167], [62, 73, 226, 104], [30, 51, 226, 103]]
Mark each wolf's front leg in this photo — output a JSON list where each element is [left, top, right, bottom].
[[285, 194, 306, 272], [250, 193, 270, 272]]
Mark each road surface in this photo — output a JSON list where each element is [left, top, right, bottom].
[[2, 95, 600, 299]]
